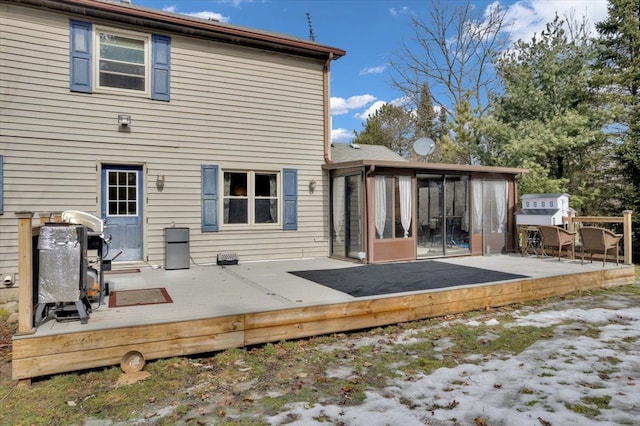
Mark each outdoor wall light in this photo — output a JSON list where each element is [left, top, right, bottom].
[[156, 175, 165, 191], [118, 114, 131, 126], [308, 179, 316, 194]]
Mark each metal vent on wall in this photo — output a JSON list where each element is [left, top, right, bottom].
[[217, 252, 238, 266]]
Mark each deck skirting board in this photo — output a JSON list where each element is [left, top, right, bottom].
[[12, 266, 635, 381]]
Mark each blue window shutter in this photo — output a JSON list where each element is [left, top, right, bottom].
[[151, 34, 171, 101], [283, 168, 298, 230], [201, 165, 219, 232], [69, 20, 92, 93], [0, 155, 3, 215]]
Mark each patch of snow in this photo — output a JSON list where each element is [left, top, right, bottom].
[[266, 300, 640, 425]]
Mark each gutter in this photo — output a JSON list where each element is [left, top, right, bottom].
[[6, 0, 346, 60]]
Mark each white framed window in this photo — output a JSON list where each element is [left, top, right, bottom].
[[223, 171, 279, 226], [550, 201, 554, 207], [525, 201, 530, 208], [533, 201, 538, 207], [542, 201, 546, 207], [95, 27, 149, 94]]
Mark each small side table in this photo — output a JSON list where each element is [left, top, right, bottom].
[[520, 226, 542, 256]]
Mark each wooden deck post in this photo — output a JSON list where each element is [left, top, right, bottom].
[[566, 211, 576, 232], [37, 211, 51, 225], [15, 212, 35, 335], [623, 210, 632, 265]]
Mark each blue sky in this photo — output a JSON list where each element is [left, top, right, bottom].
[[132, 0, 609, 143]]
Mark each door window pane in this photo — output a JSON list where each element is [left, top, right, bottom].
[[106, 170, 138, 216]]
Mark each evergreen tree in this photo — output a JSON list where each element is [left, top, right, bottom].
[[593, 0, 640, 261], [482, 15, 609, 214], [352, 103, 415, 158], [415, 82, 437, 139]]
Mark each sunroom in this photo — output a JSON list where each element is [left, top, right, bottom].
[[326, 144, 526, 263]]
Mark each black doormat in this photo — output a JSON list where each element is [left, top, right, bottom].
[[289, 261, 528, 298]]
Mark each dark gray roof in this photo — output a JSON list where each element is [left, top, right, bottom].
[[516, 209, 561, 215], [521, 193, 568, 199], [331, 143, 407, 163]]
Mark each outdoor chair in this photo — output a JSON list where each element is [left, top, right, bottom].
[[578, 226, 622, 266], [538, 225, 576, 261]]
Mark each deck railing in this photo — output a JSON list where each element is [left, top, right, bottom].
[[564, 210, 633, 265]]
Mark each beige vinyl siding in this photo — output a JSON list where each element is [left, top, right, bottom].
[[0, 4, 330, 275]]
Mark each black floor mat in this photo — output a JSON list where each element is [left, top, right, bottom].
[[289, 260, 528, 297]]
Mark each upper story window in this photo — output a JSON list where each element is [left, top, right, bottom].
[[533, 201, 538, 207], [97, 31, 147, 93], [550, 201, 554, 207], [70, 20, 170, 101], [525, 201, 530, 208], [541, 201, 546, 207]]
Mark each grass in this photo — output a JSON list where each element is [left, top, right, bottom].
[[1, 282, 639, 425]]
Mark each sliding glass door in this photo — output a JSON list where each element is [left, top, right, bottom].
[[417, 175, 470, 257], [417, 176, 444, 255], [331, 174, 363, 259]]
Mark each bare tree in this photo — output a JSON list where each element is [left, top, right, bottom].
[[390, 0, 508, 117]]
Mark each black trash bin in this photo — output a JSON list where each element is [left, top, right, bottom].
[[164, 227, 190, 270]]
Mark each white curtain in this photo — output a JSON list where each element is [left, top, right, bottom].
[[269, 175, 277, 222], [332, 176, 345, 243], [399, 176, 412, 238], [472, 180, 483, 233], [494, 180, 507, 233], [223, 173, 231, 224], [375, 176, 386, 238]]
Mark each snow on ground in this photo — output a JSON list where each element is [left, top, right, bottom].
[[267, 297, 640, 426]]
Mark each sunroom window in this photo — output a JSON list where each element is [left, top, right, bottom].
[[97, 30, 147, 92]]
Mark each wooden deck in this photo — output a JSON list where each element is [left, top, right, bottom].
[[12, 255, 635, 381]]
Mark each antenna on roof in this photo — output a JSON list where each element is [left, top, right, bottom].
[[306, 12, 316, 42]]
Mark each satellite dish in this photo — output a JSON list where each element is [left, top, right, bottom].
[[413, 137, 436, 156]]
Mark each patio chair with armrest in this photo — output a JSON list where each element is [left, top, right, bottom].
[[538, 225, 576, 261], [578, 226, 622, 266]]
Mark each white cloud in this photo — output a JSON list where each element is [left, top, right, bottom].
[[330, 95, 377, 115], [359, 65, 387, 76], [355, 100, 386, 121], [354, 96, 410, 121], [500, 0, 609, 43], [389, 96, 410, 108], [217, 0, 256, 6], [389, 6, 409, 17], [186, 11, 231, 23], [331, 128, 354, 143], [162, 5, 231, 23]]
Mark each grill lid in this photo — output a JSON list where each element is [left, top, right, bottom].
[[62, 210, 104, 234]]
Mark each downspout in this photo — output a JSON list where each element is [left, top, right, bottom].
[[323, 53, 334, 260], [323, 52, 334, 164]]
